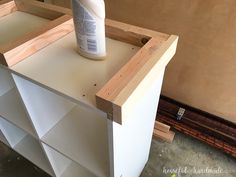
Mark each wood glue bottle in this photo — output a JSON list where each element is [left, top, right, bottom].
[[71, 0, 106, 60]]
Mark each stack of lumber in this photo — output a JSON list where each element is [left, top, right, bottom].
[[157, 96, 236, 158], [153, 121, 175, 143]]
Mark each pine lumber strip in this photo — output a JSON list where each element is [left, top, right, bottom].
[[0, 15, 73, 67], [0, 0, 17, 18], [153, 129, 175, 143], [15, 0, 71, 20], [96, 35, 178, 124], [105, 19, 169, 47], [155, 121, 170, 133]]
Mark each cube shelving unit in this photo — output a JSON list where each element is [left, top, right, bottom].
[[0, 0, 178, 177]]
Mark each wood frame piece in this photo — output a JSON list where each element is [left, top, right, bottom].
[[96, 20, 179, 124], [0, 0, 17, 18], [0, 0, 74, 67]]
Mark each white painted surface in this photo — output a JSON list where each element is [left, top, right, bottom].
[[60, 161, 96, 177], [0, 117, 27, 147], [11, 33, 140, 110], [0, 66, 14, 96], [14, 135, 54, 176], [110, 69, 165, 177], [0, 117, 52, 175], [42, 143, 71, 177], [42, 143, 96, 177], [42, 106, 110, 177], [12, 74, 76, 138], [0, 11, 49, 45], [0, 88, 36, 136]]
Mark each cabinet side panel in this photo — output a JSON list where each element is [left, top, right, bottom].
[[111, 69, 165, 177]]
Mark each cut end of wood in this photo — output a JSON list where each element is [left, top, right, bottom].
[[155, 121, 170, 133], [153, 129, 175, 143], [95, 95, 113, 115], [95, 95, 123, 124], [153, 121, 175, 143]]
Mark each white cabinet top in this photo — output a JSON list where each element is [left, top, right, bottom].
[[11, 32, 140, 110]]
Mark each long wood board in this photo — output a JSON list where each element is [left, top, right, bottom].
[[0, 0, 73, 67]]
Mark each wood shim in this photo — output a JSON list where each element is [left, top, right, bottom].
[[153, 121, 175, 143], [154, 121, 170, 133], [153, 129, 175, 143]]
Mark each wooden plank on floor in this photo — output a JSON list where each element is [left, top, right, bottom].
[[155, 121, 170, 133], [153, 129, 175, 143]]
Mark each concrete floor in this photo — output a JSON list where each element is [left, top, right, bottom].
[[141, 131, 236, 177], [0, 131, 235, 177]]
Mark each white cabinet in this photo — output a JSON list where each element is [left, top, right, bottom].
[[0, 6, 178, 177]]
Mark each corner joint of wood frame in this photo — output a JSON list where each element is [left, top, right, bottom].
[[96, 95, 123, 124]]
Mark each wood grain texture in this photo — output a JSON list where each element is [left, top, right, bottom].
[[44, 0, 71, 9], [1, 15, 73, 67], [105, 19, 169, 47], [96, 35, 178, 124], [15, 0, 68, 20], [0, 0, 17, 18], [153, 129, 175, 143], [158, 114, 236, 158], [155, 121, 170, 133], [158, 96, 236, 146]]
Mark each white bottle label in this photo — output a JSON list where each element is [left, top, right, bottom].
[[73, 1, 102, 55]]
